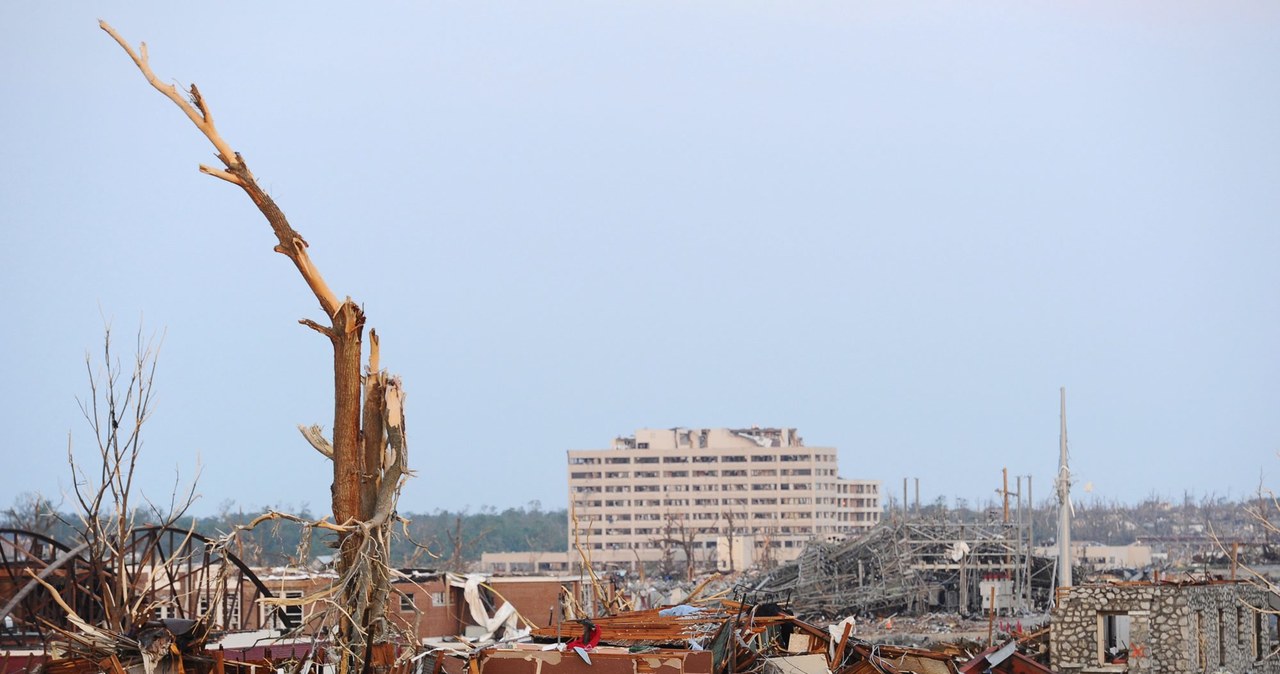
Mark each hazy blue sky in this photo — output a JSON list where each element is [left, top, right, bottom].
[[1, 3, 1277, 518]]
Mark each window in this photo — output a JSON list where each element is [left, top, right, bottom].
[[1196, 611, 1206, 670], [1099, 613, 1131, 665], [1219, 609, 1226, 666], [1237, 607, 1245, 648], [226, 595, 241, 628], [265, 590, 304, 628], [1255, 610, 1264, 660], [401, 593, 416, 612], [750, 455, 776, 462]]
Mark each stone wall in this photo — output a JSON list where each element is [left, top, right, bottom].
[[1050, 582, 1279, 674]]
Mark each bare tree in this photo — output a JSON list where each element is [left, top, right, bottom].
[[2, 493, 60, 536], [65, 325, 204, 635], [101, 23, 411, 674], [654, 513, 698, 581], [444, 514, 494, 573], [718, 509, 742, 573], [0, 326, 201, 654]]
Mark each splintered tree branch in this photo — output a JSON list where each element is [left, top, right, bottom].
[[97, 22, 237, 170], [99, 20, 341, 319], [299, 424, 335, 460], [104, 21, 415, 674]]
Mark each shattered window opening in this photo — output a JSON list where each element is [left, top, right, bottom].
[[1098, 612, 1131, 666]]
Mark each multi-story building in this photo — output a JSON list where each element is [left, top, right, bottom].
[[566, 427, 880, 570]]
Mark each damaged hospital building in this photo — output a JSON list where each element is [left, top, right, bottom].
[[565, 427, 882, 570]]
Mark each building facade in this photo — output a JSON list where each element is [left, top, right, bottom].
[[566, 427, 881, 569]]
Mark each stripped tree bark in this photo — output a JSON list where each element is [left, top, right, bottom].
[[101, 22, 411, 674]]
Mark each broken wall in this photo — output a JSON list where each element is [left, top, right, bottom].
[[1050, 582, 1280, 674]]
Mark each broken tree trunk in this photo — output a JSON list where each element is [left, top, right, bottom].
[[101, 21, 411, 674]]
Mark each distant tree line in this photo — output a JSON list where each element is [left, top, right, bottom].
[[2, 493, 566, 570], [10, 488, 1276, 569], [886, 489, 1280, 547]]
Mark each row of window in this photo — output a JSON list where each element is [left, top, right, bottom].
[[398, 591, 448, 611], [589, 496, 854, 508], [573, 527, 828, 541], [584, 468, 823, 479], [572, 453, 838, 465], [576, 481, 838, 494], [586, 538, 809, 551], [576, 506, 842, 519]]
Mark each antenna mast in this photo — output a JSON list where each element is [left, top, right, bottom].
[[1056, 386, 1072, 588]]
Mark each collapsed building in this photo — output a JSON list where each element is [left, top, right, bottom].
[[0, 527, 574, 674], [424, 596, 1030, 674], [749, 519, 1055, 620]]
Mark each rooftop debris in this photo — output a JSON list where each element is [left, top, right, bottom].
[[416, 595, 1043, 674]]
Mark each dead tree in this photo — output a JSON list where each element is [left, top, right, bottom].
[[2, 493, 59, 536], [718, 510, 742, 572], [67, 325, 199, 635], [654, 514, 698, 581], [101, 22, 410, 674]]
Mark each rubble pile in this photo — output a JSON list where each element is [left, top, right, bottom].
[[748, 521, 1053, 620]]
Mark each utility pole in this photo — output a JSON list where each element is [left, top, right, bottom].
[[903, 478, 909, 522], [1025, 474, 1033, 611], [1002, 467, 1010, 523], [1056, 387, 1072, 589]]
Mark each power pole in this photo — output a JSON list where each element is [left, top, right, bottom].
[[1026, 474, 1033, 611]]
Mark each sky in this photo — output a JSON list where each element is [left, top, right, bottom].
[[1, 2, 1277, 518]]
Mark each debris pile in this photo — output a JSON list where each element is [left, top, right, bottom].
[[419, 595, 1049, 674], [748, 521, 1054, 619]]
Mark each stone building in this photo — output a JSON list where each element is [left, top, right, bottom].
[[1050, 579, 1280, 674]]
